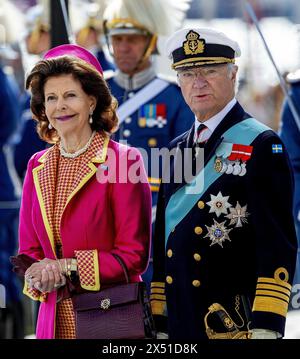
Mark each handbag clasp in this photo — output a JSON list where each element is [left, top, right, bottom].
[[100, 298, 111, 310]]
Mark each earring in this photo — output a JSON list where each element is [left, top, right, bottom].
[[89, 112, 93, 124], [48, 123, 53, 130]]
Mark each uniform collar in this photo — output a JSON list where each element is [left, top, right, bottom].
[[194, 97, 237, 138], [114, 65, 156, 90]]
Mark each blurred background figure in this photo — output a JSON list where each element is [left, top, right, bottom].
[[70, 0, 115, 72], [23, 0, 50, 57], [14, 0, 50, 181], [279, 70, 300, 300], [0, 0, 24, 339], [14, 0, 115, 180], [103, 0, 194, 292]]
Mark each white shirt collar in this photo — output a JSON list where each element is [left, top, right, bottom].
[[194, 98, 237, 138], [114, 66, 156, 90]]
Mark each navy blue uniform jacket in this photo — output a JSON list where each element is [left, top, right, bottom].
[[151, 102, 297, 340]]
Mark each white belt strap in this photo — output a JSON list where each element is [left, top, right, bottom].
[[116, 78, 169, 125]]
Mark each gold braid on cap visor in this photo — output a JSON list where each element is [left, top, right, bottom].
[[105, 17, 150, 34], [172, 57, 235, 69]]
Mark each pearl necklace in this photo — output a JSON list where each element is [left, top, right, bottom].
[[59, 131, 96, 159]]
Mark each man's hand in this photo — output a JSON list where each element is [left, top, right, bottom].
[[250, 328, 281, 339], [156, 332, 169, 339]]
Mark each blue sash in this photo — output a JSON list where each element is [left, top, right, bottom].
[[165, 118, 270, 247]]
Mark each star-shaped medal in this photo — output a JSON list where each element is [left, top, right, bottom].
[[204, 219, 232, 247], [206, 191, 232, 217], [225, 202, 249, 227]]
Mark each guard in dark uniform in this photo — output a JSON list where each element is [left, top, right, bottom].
[[151, 27, 297, 340], [103, 0, 194, 291], [280, 70, 300, 293]]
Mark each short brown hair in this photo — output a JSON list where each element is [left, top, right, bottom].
[[26, 55, 119, 143]]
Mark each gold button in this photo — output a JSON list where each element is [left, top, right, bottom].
[[166, 276, 173, 284], [167, 249, 173, 258], [194, 226, 203, 235], [192, 280, 201, 287], [194, 253, 201, 261], [171, 227, 175, 233], [198, 201, 205, 209], [148, 138, 157, 147]]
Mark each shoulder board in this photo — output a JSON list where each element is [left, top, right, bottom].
[[157, 73, 178, 85], [103, 70, 115, 81], [286, 69, 300, 84]]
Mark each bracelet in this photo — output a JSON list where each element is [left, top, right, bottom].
[[66, 258, 78, 282], [64, 258, 68, 275]]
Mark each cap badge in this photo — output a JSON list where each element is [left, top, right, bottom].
[[183, 30, 205, 55]]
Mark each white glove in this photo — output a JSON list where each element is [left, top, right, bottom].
[[156, 332, 169, 339], [250, 328, 281, 339]]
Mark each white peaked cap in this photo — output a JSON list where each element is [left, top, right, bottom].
[[0, 0, 25, 43], [165, 27, 241, 70], [103, 0, 191, 36]]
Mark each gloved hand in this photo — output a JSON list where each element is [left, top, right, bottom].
[[250, 328, 281, 339], [156, 332, 169, 339]]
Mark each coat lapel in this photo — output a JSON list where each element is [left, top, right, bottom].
[[32, 132, 109, 256], [32, 146, 59, 257]]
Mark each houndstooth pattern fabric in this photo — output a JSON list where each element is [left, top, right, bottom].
[[74, 249, 97, 288], [38, 145, 59, 240], [37, 131, 106, 339], [24, 283, 48, 302], [55, 298, 76, 339]]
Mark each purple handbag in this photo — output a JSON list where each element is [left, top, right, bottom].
[[71, 254, 156, 339]]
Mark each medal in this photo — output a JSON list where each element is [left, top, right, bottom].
[[226, 202, 249, 227], [225, 162, 234, 174], [204, 219, 232, 248], [239, 162, 247, 176], [214, 157, 223, 173], [207, 191, 232, 217], [220, 160, 227, 173], [232, 161, 242, 175]]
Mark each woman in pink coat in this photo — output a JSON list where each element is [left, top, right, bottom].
[[18, 45, 151, 339]]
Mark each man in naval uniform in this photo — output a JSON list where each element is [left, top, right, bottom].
[[103, 0, 194, 290], [280, 70, 300, 298], [151, 27, 297, 340]]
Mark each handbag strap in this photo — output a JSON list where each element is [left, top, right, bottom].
[[111, 253, 130, 284]]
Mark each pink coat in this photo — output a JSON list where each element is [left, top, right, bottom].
[[18, 137, 151, 338]]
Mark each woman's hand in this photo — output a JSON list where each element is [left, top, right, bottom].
[[25, 259, 66, 292]]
